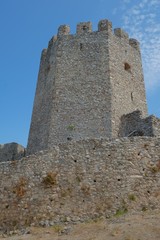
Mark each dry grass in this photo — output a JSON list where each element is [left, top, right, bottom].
[[80, 183, 91, 195], [1, 210, 160, 240], [42, 172, 57, 187], [13, 177, 27, 197]]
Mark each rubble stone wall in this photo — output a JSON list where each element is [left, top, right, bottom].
[[119, 110, 160, 137], [0, 137, 160, 230], [0, 143, 25, 162]]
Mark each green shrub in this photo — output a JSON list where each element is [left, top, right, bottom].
[[53, 224, 64, 233], [128, 194, 136, 201], [114, 208, 128, 217], [67, 124, 75, 131]]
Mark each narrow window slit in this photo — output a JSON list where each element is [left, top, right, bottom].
[[80, 43, 83, 50], [131, 92, 133, 101]]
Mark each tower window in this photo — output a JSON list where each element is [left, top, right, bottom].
[[124, 62, 131, 72], [80, 43, 83, 50]]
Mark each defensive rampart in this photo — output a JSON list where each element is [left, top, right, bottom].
[[0, 137, 160, 231]]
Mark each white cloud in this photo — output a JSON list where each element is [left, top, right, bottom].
[[121, 0, 160, 89]]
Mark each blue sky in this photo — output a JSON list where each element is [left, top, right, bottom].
[[0, 0, 160, 146]]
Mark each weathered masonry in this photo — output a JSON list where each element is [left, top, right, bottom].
[[27, 20, 148, 154], [1, 138, 160, 230], [0, 143, 25, 163], [0, 19, 160, 232], [0, 19, 160, 162]]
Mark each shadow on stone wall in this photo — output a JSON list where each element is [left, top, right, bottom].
[[119, 110, 160, 137], [0, 143, 25, 162]]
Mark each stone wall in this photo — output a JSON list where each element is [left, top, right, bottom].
[[151, 115, 160, 136], [1, 137, 160, 231], [27, 39, 58, 154], [0, 143, 25, 162], [109, 29, 147, 137], [27, 19, 147, 154], [119, 110, 160, 137]]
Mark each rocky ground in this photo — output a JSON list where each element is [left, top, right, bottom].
[[1, 210, 160, 240]]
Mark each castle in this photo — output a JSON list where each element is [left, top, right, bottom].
[[27, 19, 151, 154], [0, 20, 160, 231], [0, 19, 160, 160]]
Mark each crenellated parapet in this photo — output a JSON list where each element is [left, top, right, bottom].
[[56, 19, 113, 36], [47, 19, 140, 53]]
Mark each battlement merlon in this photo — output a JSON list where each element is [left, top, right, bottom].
[[114, 28, 129, 41], [129, 38, 140, 51], [76, 22, 92, 34], [58, 25, 70, 36], [98, 19, 112, 32]]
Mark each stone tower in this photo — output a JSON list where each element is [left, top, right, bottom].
[[27, 19, 147, 154]]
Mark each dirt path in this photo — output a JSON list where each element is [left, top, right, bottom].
[[1, 210, 160, 240]]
